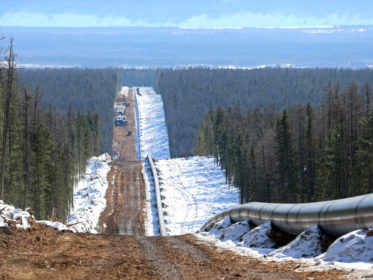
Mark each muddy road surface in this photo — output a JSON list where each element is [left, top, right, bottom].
[[99, 161, 146, 235], [99, 88, 146, 235], [0, 225, 346, 280], [112, 88, 137, 162]]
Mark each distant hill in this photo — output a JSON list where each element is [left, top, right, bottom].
[[2, 26, 373, 68]]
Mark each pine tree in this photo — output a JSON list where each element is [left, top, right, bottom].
[[0, 39, 16, 199], [275, 110, 298, 202], [305, 103, 316, 201], [357, 111, 373, 193]]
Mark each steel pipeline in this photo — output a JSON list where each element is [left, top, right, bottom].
[[200, 193, 373, 237]]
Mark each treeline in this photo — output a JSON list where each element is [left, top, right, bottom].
[[0, 40, 101, 220], [154, 67, 373, 157], [195, 81, 373, 203], [18, 67, 119, 153]]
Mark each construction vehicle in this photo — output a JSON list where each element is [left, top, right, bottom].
[[115, 115, 127, 126], [115, 105, 126, 115]]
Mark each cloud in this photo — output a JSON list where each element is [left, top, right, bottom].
[[1, 11, 373, 28], [180, 12, 373, 28]]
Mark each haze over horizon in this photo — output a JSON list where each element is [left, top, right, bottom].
[[1, 0, 373, 28], [1, 1, 373, 68]]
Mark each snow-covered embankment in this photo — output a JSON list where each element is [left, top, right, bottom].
[[0, 154, 111, 233], [155, 156, 239, 235], [135, 87, 239, 236], [199, 216, 373, 276], [136, 87, 171, 160], [67, 153, 111, 233]]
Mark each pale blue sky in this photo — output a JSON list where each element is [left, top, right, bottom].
[[1, 0, 373, 28]]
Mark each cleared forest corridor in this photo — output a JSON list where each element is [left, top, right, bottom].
[[0, 87, 347, 279]]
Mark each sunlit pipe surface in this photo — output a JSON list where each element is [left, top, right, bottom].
[[200, 193, 373, 237]]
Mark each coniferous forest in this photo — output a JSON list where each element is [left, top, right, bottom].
[[18, 67, 119, 153], [4, 49, 373, 215], [0, 41, 105, 220], [194, 81, 373, 203], [154, 68, 373, 157]]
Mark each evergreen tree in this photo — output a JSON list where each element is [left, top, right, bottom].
[[275, 110, 298, 202], [357, 111, 373, 193], [305, 103, 316, 201]]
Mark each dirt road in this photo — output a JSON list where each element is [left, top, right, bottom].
[[0, 225, 346, 280], [112, 88, 137, 161], [99, 88, 146, 235], [98, 161, 145, 235]]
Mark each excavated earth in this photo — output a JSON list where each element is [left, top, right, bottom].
[[0, 87, 348, 279]]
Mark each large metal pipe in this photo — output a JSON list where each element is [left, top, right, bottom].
[[201, 193, 373, 237], [147, 154, 166, 236]]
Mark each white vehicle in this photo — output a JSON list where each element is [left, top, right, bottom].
[[115, 105, 126, 115]]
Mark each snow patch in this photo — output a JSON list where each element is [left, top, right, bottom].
[[67, 153, 111, 233], [238, 221, 276, 249], [37, 220, 70, 231], [0, 200, 69, 231], [318, 229, 373, 263], [119, 86, 129, 97], [220, 220, 251, 243], [200, 218, 373, 274], [269, 225, 324, 259], [209, 217, 232, 238]]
